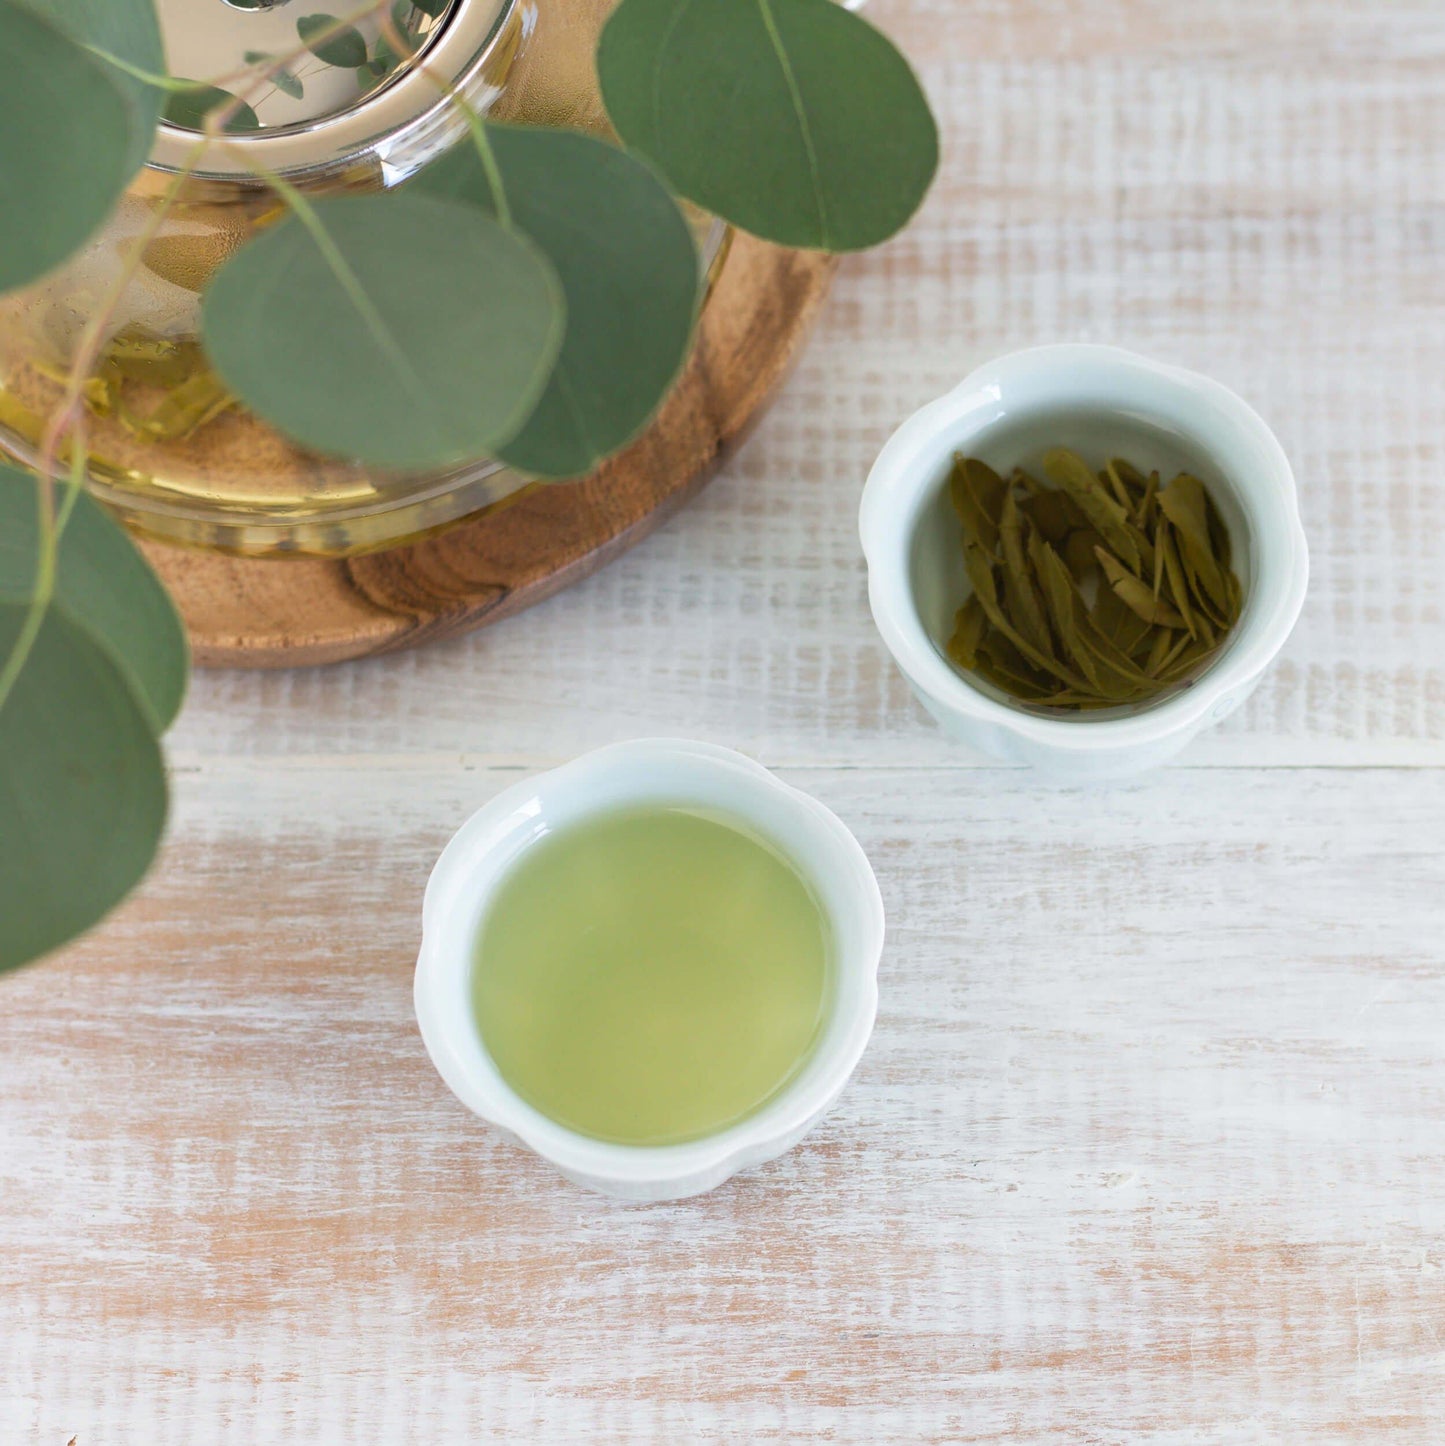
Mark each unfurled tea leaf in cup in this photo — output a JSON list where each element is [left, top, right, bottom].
[[966, 540, 1086, 689], [1096, 547, 1185, 627], [1020, 485, 1086, 544], [942, 447, 1244, 712], [949, 455, 1005, 553], [948, 596, 987, 669], [1159, 473, 1233, 617], [999, 489, 1051, 651], [1042, 447, 1141, 572]]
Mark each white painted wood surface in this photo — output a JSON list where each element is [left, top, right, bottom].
[[4, 0, 1444, 1439]]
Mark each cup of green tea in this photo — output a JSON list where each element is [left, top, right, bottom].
[[414, 738, 884, 1201]]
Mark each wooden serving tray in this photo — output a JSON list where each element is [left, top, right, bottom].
[[141, 235, 838, 669]]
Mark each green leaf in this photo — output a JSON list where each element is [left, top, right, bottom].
[[0, 1, 137, 291], [163, 83, 262, 134], [0, 601, 168, 973], [298, 12, 369, 69], [0, 467, 189, 733], [17, 0, 164, 178], [598, 0, 938, 251], [201, 193, 566, 469], [412, 126, 699, 479], [1042, 448, 1141, 573], [246, 52, 306, 101]]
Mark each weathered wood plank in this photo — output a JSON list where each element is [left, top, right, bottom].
[[2, 763, 1442, 1440]]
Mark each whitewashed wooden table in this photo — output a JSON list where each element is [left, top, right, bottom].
[[5, 0, 1444, 1439]]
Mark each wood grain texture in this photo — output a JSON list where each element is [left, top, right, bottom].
[[141, 237, 838, 669], [3, 764, 1443, 1441], [5, 0, 1445, 1440]]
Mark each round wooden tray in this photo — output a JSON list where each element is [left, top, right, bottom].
[[141, 235, 837, 669]]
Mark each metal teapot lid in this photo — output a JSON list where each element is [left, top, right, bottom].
[[151, 0, 516, 180]]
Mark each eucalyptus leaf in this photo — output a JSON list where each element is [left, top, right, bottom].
[[412, 126, 700, 479], [0, 601, 168, 973], [246, 53, 306, 101], [0, 466, 188, 732], [19, 0, 164, 178], [163, 83, 262, 134], [0, 1, 136, 291], [298, 12, 369, 69], [598, 0, 938, 251], [201, 193, 566, 469]]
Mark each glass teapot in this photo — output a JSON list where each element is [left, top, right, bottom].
[[0, 0, 719, 555]]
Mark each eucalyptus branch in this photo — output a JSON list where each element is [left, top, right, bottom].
[[0, 143, 204, 716], [4, 0, 397, 706]]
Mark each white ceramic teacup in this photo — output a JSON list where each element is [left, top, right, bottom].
[[414, 739, 884, 1202], [859, 345, 1310, 781]]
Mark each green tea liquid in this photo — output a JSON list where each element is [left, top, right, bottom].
[[471, 806, 831, 1146]]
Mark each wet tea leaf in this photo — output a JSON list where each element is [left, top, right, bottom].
[[1043, 447, 1142, 571], [999, 489, 1051, 652], [947, 596, 986, 669], [1159, 473, 1232, 616], [949, 455, 1005, 554], [1096, 547, 1185, 627]]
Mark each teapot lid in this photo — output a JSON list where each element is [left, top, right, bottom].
[[150, 0, 514, 180]]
